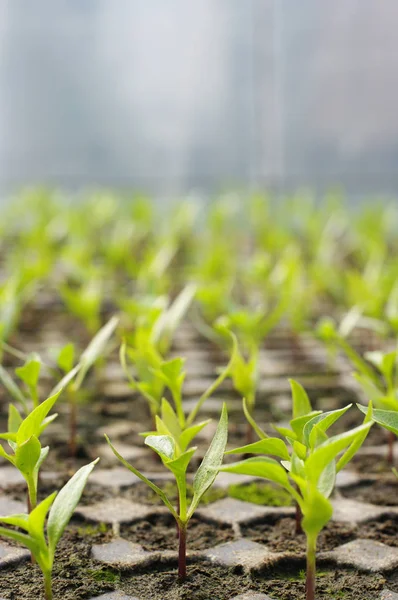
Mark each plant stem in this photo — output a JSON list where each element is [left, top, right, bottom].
[[44, 571, 53, 600], [178, 522, 187, 581], [68, 387, 77, 458], [295, 500, 303, 535], [27, 477, 37, 512], [306, 534, 317, 600]]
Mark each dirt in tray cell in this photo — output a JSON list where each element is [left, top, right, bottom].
[[0, 524, 114, 600], [359, 514, 398, 547], [241, 515, 356, 553], [119, 563, 385, 600], [340, 478, 398, 506], [351, 453, 395, 474], [119, 512, 234, 551]]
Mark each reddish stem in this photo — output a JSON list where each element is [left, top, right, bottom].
[[178, 523, 187, 581], [295, 501, 303, 535]]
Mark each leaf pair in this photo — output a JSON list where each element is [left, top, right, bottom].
[[0, 460, 98, 600]]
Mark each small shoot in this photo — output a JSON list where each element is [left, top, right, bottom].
[[0, 391, 61, 511], [220, 383, 373, 600], [0, 459, 98, 600], [105, 405, 228, 581]]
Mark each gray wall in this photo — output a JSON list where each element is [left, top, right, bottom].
[[1, 1, 398, 195]]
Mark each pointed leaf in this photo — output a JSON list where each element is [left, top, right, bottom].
[[75, 316, 119, 388], [290, 411, 322, 442], [337, 402, 373, 472], [317, 460, 336, 498], [357, 404, 398, 436], [58, 343, 75, 373], [290, 379, 312, 419], [166, 447, 196, 477], [17, 390, 61, 444], [28, 492, 57, 541], [8, 404, 22, 433], [47, 459, 98, 556], [0, 525, 39, 556], [304, 405, 352, 448], [180, 420, 211, 452], [305, 423, 372, 484], [190, 403, 228, 516], [14, 436, 41, 479], [104, 435, 178, 518], [160, 399, 181, 440], [15, 356, 41, 388], [145, 435, 175, 461], [219, 456, 290, 488], [0, 514, 29, 531], [225, 437, 290, 460]]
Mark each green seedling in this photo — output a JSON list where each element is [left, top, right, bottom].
[[122, 328, 236, 426], [59, 276, 103, 335], [0, 391, 61, 510], [15, 352, 42, 409], [105, 404, 228, 580], [317, 317, 398, 463], [52, 315, 119, 458], [0, 459, 98, 600], [219, 382, 372, 600], [216, 305, 286, 442]]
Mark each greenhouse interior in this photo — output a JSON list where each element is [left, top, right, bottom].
[[1, 3, 398, 599]]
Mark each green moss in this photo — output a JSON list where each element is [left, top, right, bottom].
[[228, 482, 293, 506], [77, 522, 108, 536], [88, 568, 120, 583]]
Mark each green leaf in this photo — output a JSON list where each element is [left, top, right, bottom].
[[15, 355, 41, 388], [14, 436, 41, 479], [225, 437, 290, 460], [219, 456, 290, 488], [28, 492, 57, 541], [304, 405, 352, 448], [290, 379, 312, 419], [305, 422, 372, 484], [17, 390, 61, 444], [58, 343, 75, 373], [166, 447, 196, 477], [0, 365, 28, 412], [317, 460, 336, 498], [179, 420, 211, 452], [145, 435, 175, 461], [0, 525, 39, 556], [0, 514, 29, 531], [47, 459, 99, 556], [337, 402, 373, 472], [301, 486, 333, 539], [160, 399, 180, 440], [189, 403, 228, 516], [75, 316, 119, 388], [357, 404, 398, 436], [290, 411, 322, 442], [8, 404, 22, 433], [104, 435, 178, 519]]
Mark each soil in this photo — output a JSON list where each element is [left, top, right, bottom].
[[340, 478, 398, 505], [359, 514, 398, 547], [120, 513, 234, 551], [119, 563, 385, 600], [241, 515, 357, 553]]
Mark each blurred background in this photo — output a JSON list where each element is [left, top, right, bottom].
[[1, 1, 398, 198]]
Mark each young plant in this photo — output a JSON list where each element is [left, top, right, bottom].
[[0, 391, 61, 511], [59, 276, 103, 336], [317, 316, 398, 462], [0, 459, 98, 600], [121, 326, 236, 426], [52, 315, 119, 457], [105, 404, 228, 580], [216, 304, 286, 442], [219, 382, 372, 600]]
